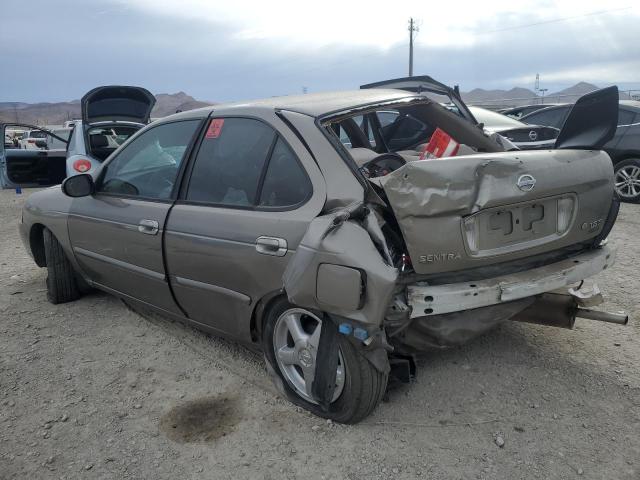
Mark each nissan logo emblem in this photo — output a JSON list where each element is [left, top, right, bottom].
[[517, 174, 536, 191], [528, 130, 538, 141]]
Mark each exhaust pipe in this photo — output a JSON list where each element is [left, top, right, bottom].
[[511, 293, 630, 329], [575, 308, 629, 325]]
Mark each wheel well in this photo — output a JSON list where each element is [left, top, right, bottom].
[[30, 224, 46, 267], [249, 290, 287, 343]]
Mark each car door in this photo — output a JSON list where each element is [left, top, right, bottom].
[[67, 118, 203, 313], [164, 115, 325, 341], [605, 107, 639, 153], [0, 123, 68, 189]]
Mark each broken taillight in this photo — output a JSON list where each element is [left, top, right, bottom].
[[556, 196, 575, 234], [73, 159, 92, 173], [463, 215, 480, 252]]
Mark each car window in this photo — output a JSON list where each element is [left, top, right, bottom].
[[376, 109, 432, 151], [98, 120, 200, 199], [618, 108, 637, 126], [258, 138, 311, 207], [186, 118, 276, 206], [523, 107, 569, 128], [337, 115, 377, 149]]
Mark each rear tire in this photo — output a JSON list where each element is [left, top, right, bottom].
[[263, 297, 388, 424], [43, 228, 80, 304], [614, 158, 640, 203]]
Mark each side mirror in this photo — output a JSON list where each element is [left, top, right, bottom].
[[61, 174, 94, 197]]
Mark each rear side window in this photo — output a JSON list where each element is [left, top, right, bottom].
[[186, 118, 311, 208], [377, 110, 432, 151], [523, 107, 569, 129], [258, 138, 311, 207]]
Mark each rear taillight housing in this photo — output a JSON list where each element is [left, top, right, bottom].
[[73, 159, 92, 173], [556, 196, 575, 234]]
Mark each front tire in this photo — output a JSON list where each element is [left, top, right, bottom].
[[263, 297, 388, 424], [614, 158, 640, 203], [43, 228, 80, 304]]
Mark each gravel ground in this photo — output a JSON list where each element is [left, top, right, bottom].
[[1, 188, 639, 480]]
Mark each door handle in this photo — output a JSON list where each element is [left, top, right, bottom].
[[255, 236, 287, 257], [138, 219, 159, 235]]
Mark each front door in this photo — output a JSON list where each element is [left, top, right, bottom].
[[164, 115, 324, 340], [68, 119, 202, 314]]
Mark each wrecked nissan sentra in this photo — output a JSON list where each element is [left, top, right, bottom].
[[19, 83, 628, 423]]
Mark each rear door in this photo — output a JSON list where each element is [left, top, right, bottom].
[[164, 114, 325, 341], [67, 119, 202, 313]]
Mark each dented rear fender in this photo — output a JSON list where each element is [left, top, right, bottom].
[[283, 210, 398, 326]]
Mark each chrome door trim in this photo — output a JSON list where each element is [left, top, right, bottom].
[[172, 275, 252, 305], [73, 246, 166, 281]]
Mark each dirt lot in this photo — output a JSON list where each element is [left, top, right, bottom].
[[1, 188, 639, 480]]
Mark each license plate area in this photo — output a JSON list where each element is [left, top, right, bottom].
[[463, 195, 575, 257]]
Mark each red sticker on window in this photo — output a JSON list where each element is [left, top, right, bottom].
[[205, 119, 224, 138]]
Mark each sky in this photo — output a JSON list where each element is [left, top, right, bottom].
[[1, 0, 640, 103]]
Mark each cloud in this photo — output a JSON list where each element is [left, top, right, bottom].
[[1, 0, 639, 102]]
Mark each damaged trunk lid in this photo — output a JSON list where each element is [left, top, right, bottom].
[[376, 149, 614, 275]]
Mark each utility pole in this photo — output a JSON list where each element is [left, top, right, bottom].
[[408, 17, 419, 77], [539, 88, 548, 104]]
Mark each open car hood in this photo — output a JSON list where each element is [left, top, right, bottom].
[[81, 85, 156, 124], [360, 76, 477, 125]]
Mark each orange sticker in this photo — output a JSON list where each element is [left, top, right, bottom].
[[205, 118, 224, 138]]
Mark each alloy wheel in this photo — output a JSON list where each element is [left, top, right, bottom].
[[615, 165, 640, 199], [272, 308, 345, 404]]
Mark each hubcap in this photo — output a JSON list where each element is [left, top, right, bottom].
[[273, 308, 345, 404], [615, 165, 640, 199]]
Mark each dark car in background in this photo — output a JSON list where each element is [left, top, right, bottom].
[[522, 101, 640, 202], [499, 103, 565, 119]]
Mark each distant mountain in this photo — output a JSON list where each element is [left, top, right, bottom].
[[461, 82, 604, 108], [0, 92, 214, 126], [543, 82, 599, 103], [151, 92, 214, 117], [462, 87, 537, 104]]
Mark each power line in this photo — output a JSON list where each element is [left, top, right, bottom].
[[479, 6, 631, 34]]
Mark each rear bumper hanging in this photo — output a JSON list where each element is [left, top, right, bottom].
[[407, 245, 615, 318]]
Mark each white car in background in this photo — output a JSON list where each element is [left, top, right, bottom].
[[19, 130, 49, 150]]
